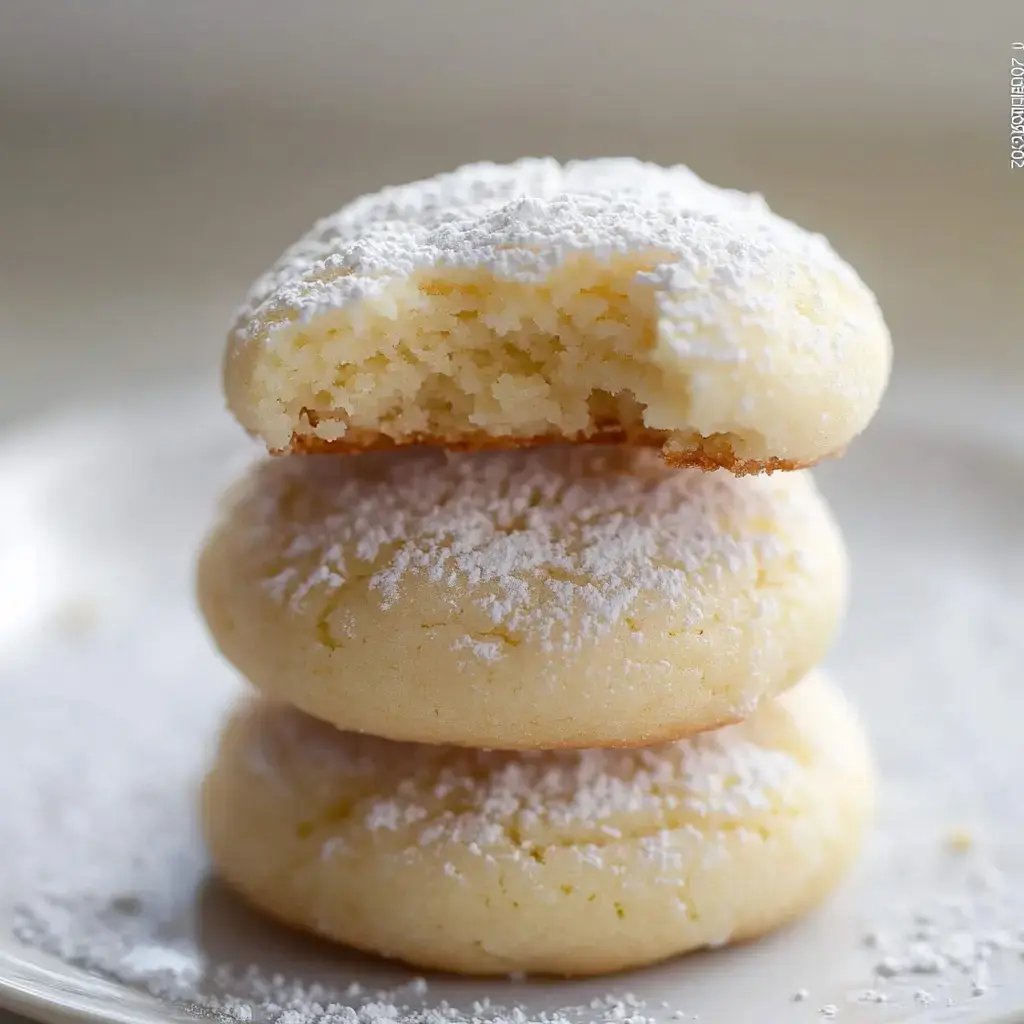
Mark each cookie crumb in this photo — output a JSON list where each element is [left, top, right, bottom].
[[947, 828, 974, 852], [54, 598, 100, 637]]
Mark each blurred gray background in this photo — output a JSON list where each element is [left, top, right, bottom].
[[1, 1, 1021, 432]]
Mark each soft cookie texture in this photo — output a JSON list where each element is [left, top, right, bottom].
[[197, 445, 847, 749], [224, 158, 891, 473], [202, 673, 873, 977]]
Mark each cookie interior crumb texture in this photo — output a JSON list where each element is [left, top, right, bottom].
[[225, 159, 891, 470]]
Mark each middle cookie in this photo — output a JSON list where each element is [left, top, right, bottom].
[[197, 446, 846, 749]]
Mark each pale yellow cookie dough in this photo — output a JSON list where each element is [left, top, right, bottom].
[[224, 158, 891, 473], [197, 445, 847, 748], [202, 673, 874, 977]]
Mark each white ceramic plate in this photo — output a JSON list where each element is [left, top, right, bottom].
[[1, 376, 1023, 1024]]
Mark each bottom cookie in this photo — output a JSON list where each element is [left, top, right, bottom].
[[201, 672, 873, 977]]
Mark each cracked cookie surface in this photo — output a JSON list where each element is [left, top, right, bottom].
[[201, 673, 873, 976], [196, 445, 847, 748]]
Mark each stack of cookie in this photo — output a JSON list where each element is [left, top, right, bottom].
[[198, 159, 891, 977]]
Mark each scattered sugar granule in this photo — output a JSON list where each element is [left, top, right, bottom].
[[971, 960, 990, 997], [859, 850, 1024, 1012], [851, 989, 888, 1004]]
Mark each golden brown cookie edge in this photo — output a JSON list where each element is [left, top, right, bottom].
[[273, 423, 829, 476]]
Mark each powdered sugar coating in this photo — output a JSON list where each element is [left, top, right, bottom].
[[230, 157, 871, 356], [202, 675, 872, 975], [244, 697, 808, 850], [237, 445, 824, 652]]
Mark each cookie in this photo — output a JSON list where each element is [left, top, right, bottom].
[[202, 672, 873, 976], [224, 158, 890, 473], [196, 445, 847, 748]]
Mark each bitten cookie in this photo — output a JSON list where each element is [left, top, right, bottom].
[[202, 673, 873, 977], [224, 158, 890, 473], [197, 445, 847, 748]]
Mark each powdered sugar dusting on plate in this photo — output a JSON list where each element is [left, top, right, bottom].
[[9, 895, 688, 1024]]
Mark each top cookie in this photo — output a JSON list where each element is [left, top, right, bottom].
[[225, 158, 891, 473]]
